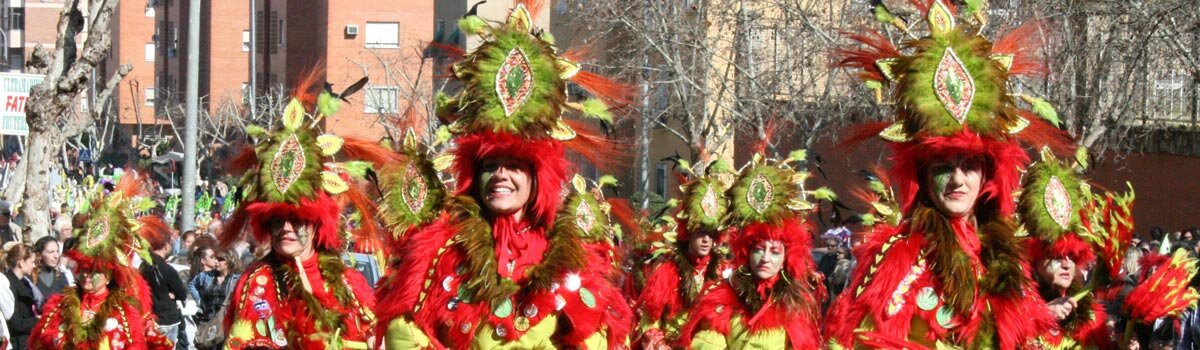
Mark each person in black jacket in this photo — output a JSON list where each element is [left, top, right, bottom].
[[5, 244, 40, 350], [140, 237, 188, 347]]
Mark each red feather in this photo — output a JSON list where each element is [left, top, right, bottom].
[[515, 0, 546, 19], [1124, 251, 1200, 323], [564, 119, 627, 173], [341, 185, 384, 254], [834, 29, 901, 83], [570, 70, 636, 107], [427, 41, 465, 61], [291, 67, 325, 108], [607, 198, 642, 244], [992, 20, 1053, 78], [340, 136, 402, 166], [226, 145, 258, 175]]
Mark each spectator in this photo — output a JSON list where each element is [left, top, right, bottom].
[[140, 237, 188, 347], [59, 238, 77, 274], [170, 230, 197, 266], [31, 237, 72, 299], [51, 219, 71, 242], [194, 249, 242, 324], [204, 218, 223, 238], [187, 245, 218, 301], [1183, 230, 1196, 244], [0, 203, 20, 245], [0, 247, 14, 350], [4, 244, 39, 350]]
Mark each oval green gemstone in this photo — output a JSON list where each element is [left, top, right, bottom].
[[580, 288, 597, 308]]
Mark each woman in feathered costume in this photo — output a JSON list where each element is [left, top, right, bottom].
[[29, 171, 173, 350], [677, 150, 828, 350], [373, 2, 634, 349], [635, 159, 733, 349], [1019, 151, 1114, 349], [825, 0, 1071, 348], [218, 71, 393, 349]]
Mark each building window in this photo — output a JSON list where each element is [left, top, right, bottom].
[[11, 8, 24, 30], [145, 87, 156, 106], [242, 30, 251, 52], [277, 18, 286, 47], [654, 163, 667, 196], [363, 86, 399, 114], [145, 4, 155, 17], [365, 22, 400, 48], [145, 43, 155, 61]]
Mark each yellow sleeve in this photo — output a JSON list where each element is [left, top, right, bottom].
[[384, 317, 432, 350], [691, 330, 729, 350], [583, 331, 609, 350]]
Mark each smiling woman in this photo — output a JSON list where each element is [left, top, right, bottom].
[[477, 156, 535, 220]]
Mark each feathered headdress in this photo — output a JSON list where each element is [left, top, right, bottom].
[[1020, 148, 1094, 266], [70, 170, 169, 272], [674, 157, 733, 239], [837, 0, 1071, 216], [440, 1, 629, 230], [221, 71, 395, 253]]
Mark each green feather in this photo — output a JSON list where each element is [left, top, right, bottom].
[[708, 160, 731, 174], [665, 198, 679, 208], [1022, 95, 1060, 127], [964, 0, 984, 14], [868, 180, 886, 195], [540, 31, 556, 46], [812, 187, 837, 201], [577, 99, 613, 124], [431, 126, 451, 147], [458, 15, 487, 36], [788, 149, 808, 163], [343, 161, 373, 178], [318, 92, 341, 119], [1075, 147, 1089, 170], [873, 5, 895, 23], [598, 175, 619, 188], [246, 125, 268, 139], [676, 159, 693, 175], [861, 213, 878, 226], [865, 80, 883, 90]]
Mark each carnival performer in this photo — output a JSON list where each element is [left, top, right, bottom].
[[218, 72, 393, 349], [825, 1, 1070, 348], [1019, 150, 1116, 349], [29, 171, 173, 350], [635, 159, 732, 349], [677, 150, 828, 350], [373, 2, 634, 349]]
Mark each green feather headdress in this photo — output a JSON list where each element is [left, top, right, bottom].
[[674, 159, 733, 234], [1019, 147, 1087, 242], [440, 3, 624, 141], [379, 129, 450, 239], [726, 151, 834, 227], [841, 0, 1061, 143], [72, 171, 166, 269]]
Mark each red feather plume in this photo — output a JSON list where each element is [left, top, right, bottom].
[[570, 70, 635, 107], [1123, 250, 1200, 323], [992, 20, 1053, 78], [834, 29, 901, 83]]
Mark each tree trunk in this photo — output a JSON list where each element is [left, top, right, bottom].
[[17, 130, 55, 241]]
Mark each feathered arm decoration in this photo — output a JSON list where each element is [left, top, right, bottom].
[[1121, 249, 1200, 345]]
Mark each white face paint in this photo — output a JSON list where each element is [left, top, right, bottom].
[[749, 240, 786, 280]]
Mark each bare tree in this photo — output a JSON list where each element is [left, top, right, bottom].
[[5, 0, 130, 240]]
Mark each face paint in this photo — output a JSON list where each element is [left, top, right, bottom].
[[750, 240, 786, 280], [296, 225, 310, 247], [930, 166, 952, 196]]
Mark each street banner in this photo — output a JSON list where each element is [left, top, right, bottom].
[[0, 73, 47, 136]]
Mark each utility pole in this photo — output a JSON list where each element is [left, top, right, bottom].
[[181, 0, 201, 232], [249, 0, 256, 119]]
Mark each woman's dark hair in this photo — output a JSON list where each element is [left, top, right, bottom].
[[62, 237, 78, 252], [33, 236, 59, 254]]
